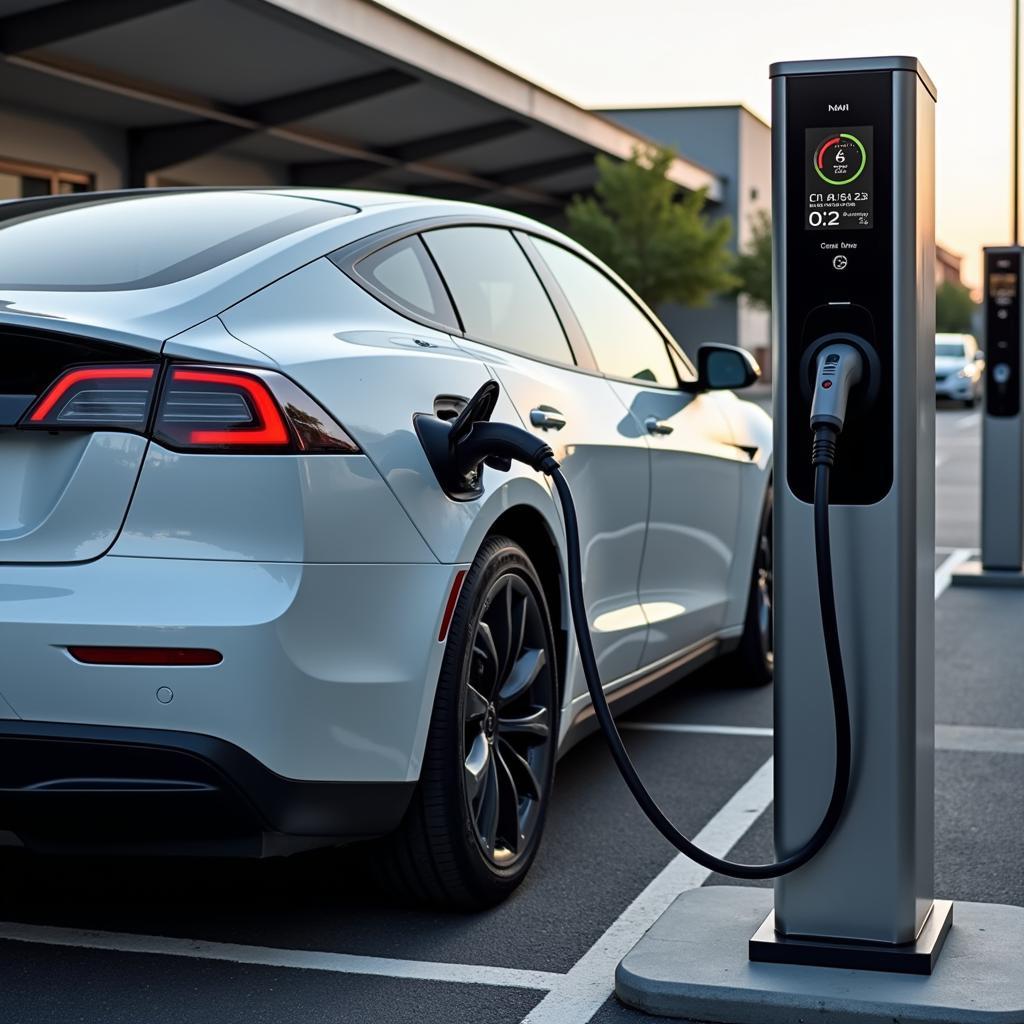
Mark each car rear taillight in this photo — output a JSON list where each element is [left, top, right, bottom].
[[153, 365, 359, 454], [19, 362, 359, 454], [21, 365, 158, 431], [154, 366, 291, 451]]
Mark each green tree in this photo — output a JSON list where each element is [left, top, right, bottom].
[[935, 281, 978, 334], [566, 145, 738, 308], [733, 209, 772, 311]]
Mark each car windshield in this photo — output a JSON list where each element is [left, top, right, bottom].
[[0, 191, 356, 291], [935, 342, 966, 357]]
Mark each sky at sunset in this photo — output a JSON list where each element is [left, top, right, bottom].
[[381, 0, 1012, 290]]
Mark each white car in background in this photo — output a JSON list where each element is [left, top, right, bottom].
[[935, 332, 984, 406], [0, 188, 772, 907]]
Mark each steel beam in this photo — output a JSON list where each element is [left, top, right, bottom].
[[390, 120, 527, 162], [292, 120, 530, 190], [126, 70, 417, 183], [0, 0, 189, 54], [248, 69, 415, 126], [290, 158, 385, 187], [492, 152, 597, 185]]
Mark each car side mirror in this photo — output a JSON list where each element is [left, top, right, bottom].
[[694, 343, 761, 391]]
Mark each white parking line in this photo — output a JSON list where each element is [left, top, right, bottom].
[[622, 721, 1024, 755], [0, 922, 563, 991], [934, 547, 975, 597], [935, 724, 1024, 755], [521, 759, 774, 1024], [956, 412, 981, 430]]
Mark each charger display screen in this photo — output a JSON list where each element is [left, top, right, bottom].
[[805, 126, 873, 230]]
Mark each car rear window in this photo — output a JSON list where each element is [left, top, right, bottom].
[[422, 226, 575, 365], [0, 191, 356, 291], [935, 342, 966, 357], [353, 235, 458, 329]]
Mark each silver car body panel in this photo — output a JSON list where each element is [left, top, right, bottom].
[[0, 191, 772, 786]]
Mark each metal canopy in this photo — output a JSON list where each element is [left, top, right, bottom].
[[0, 0, 722, 215]]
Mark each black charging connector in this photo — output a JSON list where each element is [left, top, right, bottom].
[[415, 361, 858, 879], [415, 380, 556, 501], [809, 343, 865, 473]]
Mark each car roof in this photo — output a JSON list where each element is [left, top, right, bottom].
[[0, 187, 565, 349]]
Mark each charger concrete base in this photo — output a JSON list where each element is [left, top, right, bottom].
[[951, 559, 1024, 588], [615, 887, 1024, 1023]]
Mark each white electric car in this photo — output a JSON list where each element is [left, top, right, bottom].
[[935, 332, 984, 406], [0, 188, 772, 907]]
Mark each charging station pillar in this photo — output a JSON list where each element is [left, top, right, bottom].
[[953, 246, 1024, 585], [759, 55, 950, 968], [616, 57, 1024, 1021]]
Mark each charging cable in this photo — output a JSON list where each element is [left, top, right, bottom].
[[420, 344, 863, 879]]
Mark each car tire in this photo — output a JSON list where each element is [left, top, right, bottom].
[[730, 481, 773, 687], [372, 536, 559, 909], [963, 397, 977, 408]]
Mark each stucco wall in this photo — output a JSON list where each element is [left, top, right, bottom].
[[0, 103, 125, 189]]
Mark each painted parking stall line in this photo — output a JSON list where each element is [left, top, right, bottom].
[[623, 721, 1024, 756], [934, 724, 1024, 755], [520, 758, 775, 1024], [0, 922, 564, 991], [934, 547, 975, 597]]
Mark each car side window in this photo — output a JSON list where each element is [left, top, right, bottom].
[[532, 237, 678, 387], [422, 226, 575, 366], [353, 235, 458, 330]]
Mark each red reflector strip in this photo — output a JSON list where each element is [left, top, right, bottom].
[[30, 367, 156, 422], [67, 646, 223, 666], [438, 569, 468, 642], [170, 368, 289, 446]]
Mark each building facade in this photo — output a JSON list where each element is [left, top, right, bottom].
[[936, 244, 964, 287]]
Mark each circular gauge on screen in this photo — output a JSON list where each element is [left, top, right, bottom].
[[813, 132, 867, 186]]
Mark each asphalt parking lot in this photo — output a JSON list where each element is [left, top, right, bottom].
[[1, 400, 1020, 1024]]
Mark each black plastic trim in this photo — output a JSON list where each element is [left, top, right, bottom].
[[750, 901, 953, 975], [0, 721, 415, 854]]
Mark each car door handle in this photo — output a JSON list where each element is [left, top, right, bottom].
[[530, 406, 567, 431], [644, 416, 674, 436]]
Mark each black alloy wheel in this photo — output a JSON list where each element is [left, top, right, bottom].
[[374, 536, 558, 908], [462, 571, 554, 867]]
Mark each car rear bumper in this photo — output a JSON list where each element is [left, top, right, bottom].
[[0, 555, 462, 784], [0, 720, 414, 856]]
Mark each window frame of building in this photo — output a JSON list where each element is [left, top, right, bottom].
[[0, 156, 93, 198]]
